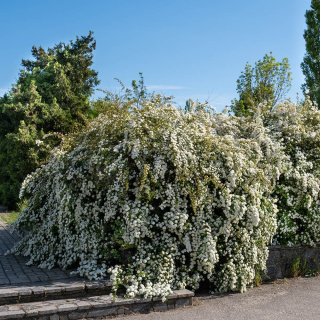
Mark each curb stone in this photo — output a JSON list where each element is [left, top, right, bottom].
[[0, 280, 114, 305], [0, 290, 194, 319]]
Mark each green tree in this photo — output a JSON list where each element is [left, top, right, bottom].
[[0, 32, 100, 208], [230, 53, 292, 116], [301, 0, 320, 106]]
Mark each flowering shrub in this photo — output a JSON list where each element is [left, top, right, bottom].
[[263, 97, 320, 246], [12, 98, 284, 298]]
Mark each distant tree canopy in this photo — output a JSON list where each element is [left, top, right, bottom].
[[230, 53, 292, 116], [301, 0, 320, 106], [0, 32, 100, 208]]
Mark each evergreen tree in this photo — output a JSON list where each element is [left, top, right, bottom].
[[301, 0, 320, 106], [0, 32, 99, 208]]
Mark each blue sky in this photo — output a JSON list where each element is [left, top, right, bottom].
[[0, 0, 311, 111]]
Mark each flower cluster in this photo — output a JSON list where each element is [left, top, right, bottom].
[[263, 97, 320, 246], [12, 98, 285, 298]]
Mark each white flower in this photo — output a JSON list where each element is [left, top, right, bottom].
[[35, 139, 43, 146], [13, 94, 305, 299]]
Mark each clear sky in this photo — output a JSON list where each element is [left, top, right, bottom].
[[0, 0, 311, 112]]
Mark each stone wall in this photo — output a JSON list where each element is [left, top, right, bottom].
[[265, 243, 320, 280]]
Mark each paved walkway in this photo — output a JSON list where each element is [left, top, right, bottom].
[[125, 277, 320, 320], [0, 206, 79, 287]]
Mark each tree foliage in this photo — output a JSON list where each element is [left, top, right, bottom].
[[301, 0, 320, 106], [0, 32, 99, 208], [230, 53, 292, 116]]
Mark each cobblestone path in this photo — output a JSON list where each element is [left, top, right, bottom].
[[0, 206, 78, 286]]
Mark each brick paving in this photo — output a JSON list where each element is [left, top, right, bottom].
[[0, 206, 78, 286], [0, 205, 196, 319]]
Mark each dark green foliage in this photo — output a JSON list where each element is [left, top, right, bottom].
[[0, 32, 99, 208], [301, 0, 320, 106], [230, 53, 292, 116]]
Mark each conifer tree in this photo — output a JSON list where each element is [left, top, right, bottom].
[[0, 32, 99, 208], [301, 0, 320, 106]]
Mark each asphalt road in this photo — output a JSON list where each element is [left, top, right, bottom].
[[123, 276, 320, 320]]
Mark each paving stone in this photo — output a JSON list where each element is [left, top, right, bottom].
[[68, 310, 88, 319], [0, 310, 25, 319], [84, 281, 104, 290], [0, 289, 18, 298], [0, 219, 77, 287], [174, 289, 195, 298], [133, 297, 152, 303], [29, 276, 41, 282], [17, 288, 33, 296], [175, 297, 192, 307], [88, 307, 118, 317], [64, 283, 85, 292], [7, 305, 22, 311], [45, 287, 63, 294], [153, 296, 168, 302], [49, 314, 59, 320], [131, 302, 152, 313], [23, 307, 39, 317], [111, 296, 135, 306], [30, 302, 52, 309], [86, 296, 113, 308], [32, 286, 46, 295], [64, 299, 78, 304], [167, 300, 176, 310], [22, 304, 39, 311], [153, 301, 168, 312], [124, 306, 134, 315], [167, 292, 178, 299], [38, 305, 58, 315], [57, 303, 78, 312], [116, 306, 125, 316], [75, 300, 93, 310]]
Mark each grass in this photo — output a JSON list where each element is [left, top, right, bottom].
[[0, 210, 19, 224], [290, 256, 320, 278], [0, 200, 26, 224], [254, 266, 263, 287]]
